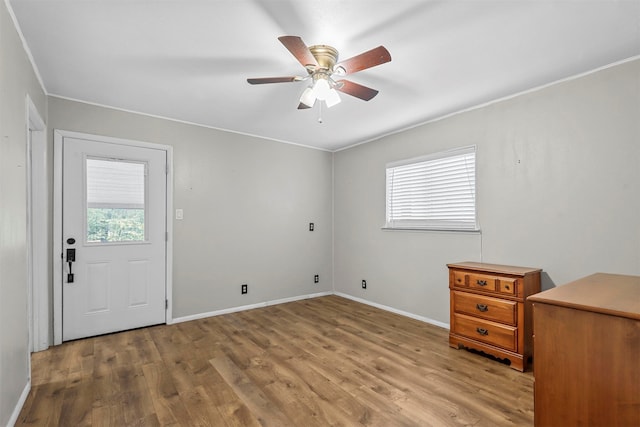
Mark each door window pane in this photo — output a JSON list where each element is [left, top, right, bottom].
[[86, 158, 146, 243]]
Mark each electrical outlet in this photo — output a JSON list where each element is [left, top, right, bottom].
[[314, 274, 319, 283], [309, 222, 314, 231], [362, 280, 367, 289], [241, 284, 248, 294]]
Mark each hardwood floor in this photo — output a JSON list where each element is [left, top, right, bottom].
[[17, 295, 534, 426]]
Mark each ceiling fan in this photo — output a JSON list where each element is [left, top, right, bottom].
[[247, 36, 391, 111]]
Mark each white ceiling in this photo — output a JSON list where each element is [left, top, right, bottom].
[[9, 0, 640, 151]]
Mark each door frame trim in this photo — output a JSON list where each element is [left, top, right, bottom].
[[26, 95, 47, 354], [53, 129, 174, 345]]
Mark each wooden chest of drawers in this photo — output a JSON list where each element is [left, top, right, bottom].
[[529, 273, 640, 426], [448, 262, 541, 371]]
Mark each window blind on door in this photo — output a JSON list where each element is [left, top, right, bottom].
[[86, 158, 146, 209], [385, 146, 477, 231]]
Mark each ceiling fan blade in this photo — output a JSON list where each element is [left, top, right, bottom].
[[247, 76, 301, 84], [297, 102, 312, 110], [335, 79, 379, 101], [335, 46, 391, 75], [278, 36, 318, 68]]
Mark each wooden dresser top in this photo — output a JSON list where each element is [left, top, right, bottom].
[[528, 273, 640, 320], [447, 261, 541, 276]]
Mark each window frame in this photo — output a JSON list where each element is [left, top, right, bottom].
[[383, 145, 478, 232], [84, 156, 149, 244]]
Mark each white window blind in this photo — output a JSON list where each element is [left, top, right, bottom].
[[86, 158, 146, 209], [385, 146, 477, 231]]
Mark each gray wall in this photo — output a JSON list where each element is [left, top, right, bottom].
[[47, 97, 334, 319], [0, 1, 48, 424], [334, 59, 640, 326]]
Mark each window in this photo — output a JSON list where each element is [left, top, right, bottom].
[[385, 146, 477, 231], [86, 158, 147, 243]]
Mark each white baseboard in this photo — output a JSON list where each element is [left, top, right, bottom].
[[172, 290, 450, 331], [7, 380, 31, 427], [334, 292, 450, 330], [171, 291, 333, 324]]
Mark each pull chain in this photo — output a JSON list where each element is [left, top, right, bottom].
[[317, 101, 323, 123]]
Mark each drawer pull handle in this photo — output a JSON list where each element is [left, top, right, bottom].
[[476, 327, 489, 336], [476, 280, 488, 286], [476, 303, 488, 312]]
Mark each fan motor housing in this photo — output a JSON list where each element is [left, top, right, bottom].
[[309, 45, 339, 71]]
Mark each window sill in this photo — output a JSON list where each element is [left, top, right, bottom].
[[381, 226, 481, 233]]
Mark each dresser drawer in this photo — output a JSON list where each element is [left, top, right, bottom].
[[468, 272, 498, 292], [497, 277, 517, 295], [451, 270, 467, 288], [452, 291, 517, 326], [452, 313, 517, 351]]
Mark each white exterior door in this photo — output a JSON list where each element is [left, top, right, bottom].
[[62, 136, 167, 341]]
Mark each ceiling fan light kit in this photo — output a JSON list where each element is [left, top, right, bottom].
[[299, 72, 341, 108], [247, 36, 391, 118]]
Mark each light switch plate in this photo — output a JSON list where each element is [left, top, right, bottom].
[[175, 209, 183, 220]]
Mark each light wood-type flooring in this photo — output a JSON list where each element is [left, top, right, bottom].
[[17, 295, 534, 426]]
